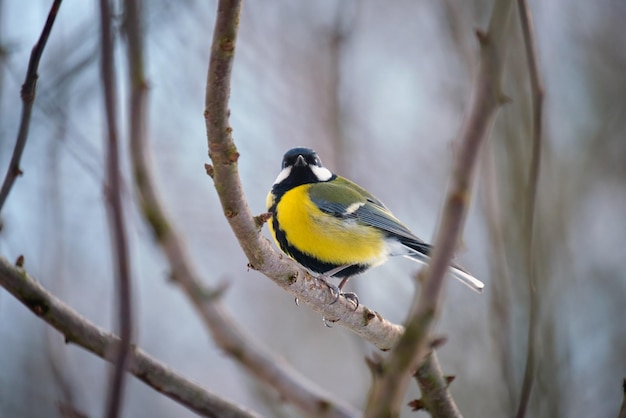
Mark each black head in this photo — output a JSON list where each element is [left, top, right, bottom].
[[272, 147, 334, 193], [281, 147, 323, 169]]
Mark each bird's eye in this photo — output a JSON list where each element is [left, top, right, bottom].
[[282, 157, 293, 169], [314, 157, 321, 166]]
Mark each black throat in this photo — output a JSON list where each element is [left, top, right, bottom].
[[271, 166, 335, 204]]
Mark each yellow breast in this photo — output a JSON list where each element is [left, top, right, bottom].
[[269, 185, 387, 266]]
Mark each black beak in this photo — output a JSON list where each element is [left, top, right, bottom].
[[295, 155, 306, 167]]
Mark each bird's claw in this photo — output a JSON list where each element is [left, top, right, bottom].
[[322, 316, 336, 328], [341, 292, 359, 310], [323, 279, 359, 310]]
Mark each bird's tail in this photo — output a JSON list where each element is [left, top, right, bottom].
[[399, 240, 485, 293], [447, 262, 485, 293]]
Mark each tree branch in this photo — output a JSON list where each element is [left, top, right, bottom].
[[0, 0, 62, 212], [99, 0, 133, 416], [412, 353, 462, 417], [0, 257, 261, 418], [363, 1, 516, 416], [515, 0, 545, 416]]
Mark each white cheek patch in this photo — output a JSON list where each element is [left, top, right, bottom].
[[310, 165, 332, 181], [273, 167, 292, 185]]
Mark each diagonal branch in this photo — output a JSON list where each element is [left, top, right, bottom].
[[515, 0, 545, 416], [364, 1, 516, 417], [0, 0, 62, 212], [125, 1, 357, 417], [0, 257, 261, 418], [99, 0, 133, 417]]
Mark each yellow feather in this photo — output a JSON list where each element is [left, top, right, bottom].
[[272, 185, 387, 266]]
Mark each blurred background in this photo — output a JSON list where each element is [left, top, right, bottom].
[[1, 0, 625, 417]]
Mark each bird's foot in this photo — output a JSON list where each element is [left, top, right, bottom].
[[322, 316, 336, 328], [324, 279, 359, 310], [341, 292, 359, 310]]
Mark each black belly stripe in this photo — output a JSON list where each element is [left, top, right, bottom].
[[271, 214, 369, 278]]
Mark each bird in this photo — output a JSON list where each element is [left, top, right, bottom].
[[265, 147, 484, 305]]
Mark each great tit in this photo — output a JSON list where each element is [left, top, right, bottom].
[[266, 147, 484, 302]]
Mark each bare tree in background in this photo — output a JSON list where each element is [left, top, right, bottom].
[[1, 1, 626, 418]]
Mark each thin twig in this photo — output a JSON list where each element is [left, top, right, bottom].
[[0, 258, 261, 418], [363, 1, 516, 417], [124, 2, 357, 417], [99, 0, 133, 417], [0, 0, 62, 212], [515, 0, 544, 417]]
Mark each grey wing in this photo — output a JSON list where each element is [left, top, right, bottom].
[[308, 181, 429, 250], [310, 198, 355, 217], [354, 200, 421, 240], [308, 181, 369, 218]]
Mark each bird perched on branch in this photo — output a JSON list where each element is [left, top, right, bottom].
[[266, 147, 484, 306]]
